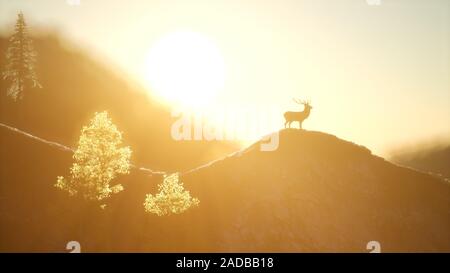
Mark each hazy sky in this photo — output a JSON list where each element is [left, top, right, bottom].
[[1, 0, 449, 156]]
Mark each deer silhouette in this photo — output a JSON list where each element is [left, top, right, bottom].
[[284, 99, 312, 129]]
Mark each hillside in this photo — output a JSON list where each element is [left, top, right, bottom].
[[183, 129, 450, 252], [1, 126, 448, 252]]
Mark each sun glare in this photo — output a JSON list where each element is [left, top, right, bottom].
[[145, 31, 226, 108]]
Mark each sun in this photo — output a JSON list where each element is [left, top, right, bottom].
[[145, 31, 226, 108]]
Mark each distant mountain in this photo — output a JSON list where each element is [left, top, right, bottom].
[[0, 34, 237, 172], [391, 144, 450, 180], [1, 126, 448, 252]]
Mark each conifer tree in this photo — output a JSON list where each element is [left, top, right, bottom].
[[2, 12, 41, 100]]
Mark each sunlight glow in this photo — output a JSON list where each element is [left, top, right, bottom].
[[145, 31, 226, 108]]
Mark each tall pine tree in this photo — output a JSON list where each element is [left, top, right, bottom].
[[2, 12, 41, 101]]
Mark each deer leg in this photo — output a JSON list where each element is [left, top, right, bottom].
[[299, 121, 302, 129], [284, 120, 288, 128]]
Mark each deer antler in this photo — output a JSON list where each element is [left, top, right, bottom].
[[293, 98, 310, 105], [293, 98, 304, 104]]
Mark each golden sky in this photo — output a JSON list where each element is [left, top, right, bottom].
[[1, 0, 449, 156]]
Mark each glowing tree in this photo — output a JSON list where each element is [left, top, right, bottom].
[[144, 173, 199, 216], [56, 112, 131, 201], [2, 12, 41, 100]]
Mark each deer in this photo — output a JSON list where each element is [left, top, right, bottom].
[[284, 99, 312, 129]]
